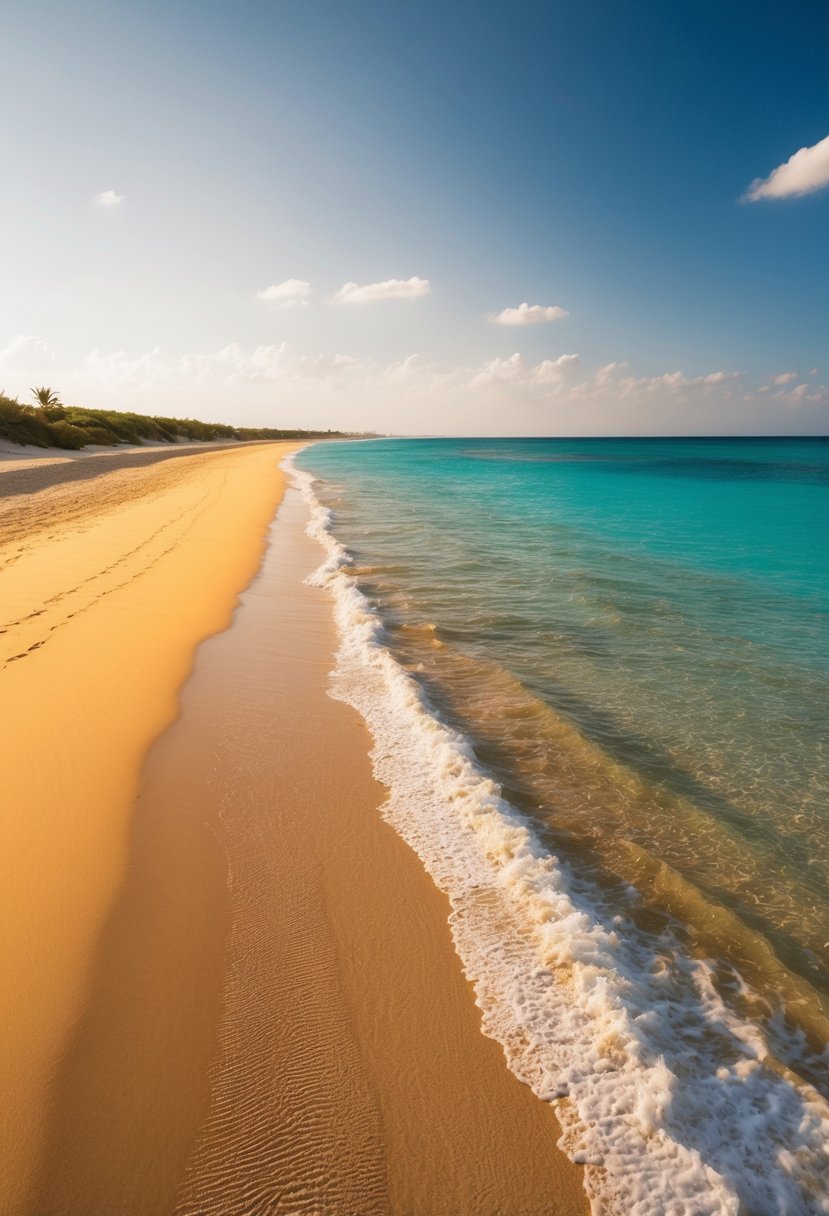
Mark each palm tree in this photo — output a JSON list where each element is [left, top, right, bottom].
[[29, 386, 67, 421], [31, 386, 61, 409]]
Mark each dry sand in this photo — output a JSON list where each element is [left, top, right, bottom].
[[0, 443, 587, 1214], [0, 441, 297, 1211]]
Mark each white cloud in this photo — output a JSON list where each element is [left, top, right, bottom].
[[754, 374, 828, 407], [0, 334, 55, 376], [594, 361, 629, 386], [743, 133, 829, 201], [328, 276, 431, 304], [489, 302, 569, 326], [2, 332, 826, 435], [95, 190, 125, 206], [469, 351, 580, 390], [84, 346, 164, 384], [642, 370, 737, 394], [570, 366, 741, 403], [256, 278, 311, 307], [533, 354, 581, 383]]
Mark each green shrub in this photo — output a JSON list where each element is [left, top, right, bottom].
[[79, 426, 113, 445], [40, 404, 68, 422], [48, 421, 88, 450], [0, 394, 54, 446]]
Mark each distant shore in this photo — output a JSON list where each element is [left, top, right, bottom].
[[0, 441, 586, 1214]]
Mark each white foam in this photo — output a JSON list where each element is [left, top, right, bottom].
[[285, 453, 829, 1216]]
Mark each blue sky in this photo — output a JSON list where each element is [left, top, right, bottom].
[[2, 0, 828, 434]]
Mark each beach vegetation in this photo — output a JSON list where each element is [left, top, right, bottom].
[[0, 391, 359, 450], [47, 421, 89, 449], [30, 386, 64, 417]]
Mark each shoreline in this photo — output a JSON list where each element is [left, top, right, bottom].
[[295, 437, 829, 1216], [173, 485, 586, 1215], [2, 443, 587, 1214]]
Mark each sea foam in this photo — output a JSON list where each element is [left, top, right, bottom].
[[286, 455, 829, 1216]]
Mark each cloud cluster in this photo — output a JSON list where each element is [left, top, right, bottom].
[[0, 333, 54, 371], [489, 302, 569, 326], [328, 276, 431, 304], [256, 279, 311, 308], [574, 365, 740, 400], [253, 275, 435, 308], [756, 370, 825, 407], [3, 331, 826, 436], [743, 133, 829, 201], [95, 190, 124, 206], [470, 352, 580, 389]]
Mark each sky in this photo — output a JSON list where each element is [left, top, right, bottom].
[[2, 0, 828, 436]]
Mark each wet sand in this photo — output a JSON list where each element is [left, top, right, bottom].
[[1, 446, 587, 1214]]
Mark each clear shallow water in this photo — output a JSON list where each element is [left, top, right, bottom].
[[294, 437, 829, 1215]]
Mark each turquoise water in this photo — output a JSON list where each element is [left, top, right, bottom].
[[295, 436, 829, 1212]]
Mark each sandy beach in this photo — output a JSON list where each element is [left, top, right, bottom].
[[0, 441, 297, 1211], [0, 442, 586, 1215]]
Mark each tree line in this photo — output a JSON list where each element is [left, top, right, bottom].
[[0, 387, 358, 450]]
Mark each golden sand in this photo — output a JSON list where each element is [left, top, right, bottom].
[[0, 442, 297, 1211], [1, 444, 587, 1214]]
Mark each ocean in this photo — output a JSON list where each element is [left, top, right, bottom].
[[292, 436, 829, 1216]]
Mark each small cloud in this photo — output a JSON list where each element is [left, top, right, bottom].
[[0, 334, 54, 367], [594, 361, 629, 385], [533, 353, 581, 383], [575, 366, 742, 403], [95, 189, 125, 206], [329, 276, 431, 304], [257, 279, 311, 308], [469, 351, 579, 390], [489, 302, 569, 326], [773, 372, 797, 385], [743, 133, 829, 201]]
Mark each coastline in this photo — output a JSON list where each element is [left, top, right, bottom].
[[292, 437, 829, 1216], [2, 442, 587, 1214], [171, 485, 587, 1215]]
